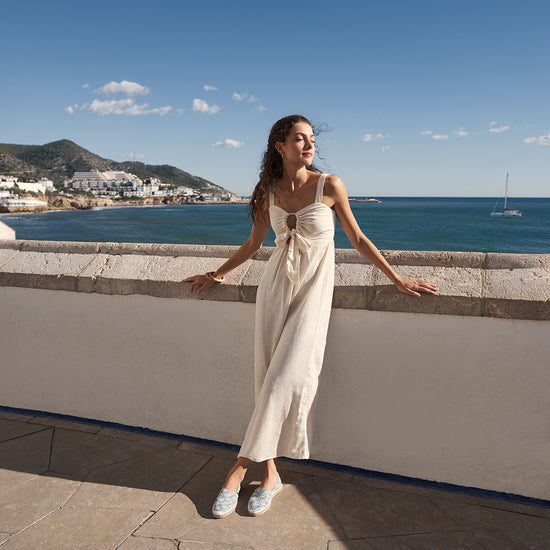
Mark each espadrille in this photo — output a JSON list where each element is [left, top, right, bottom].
[[212, 484, 240, 518], [247, 475, 283, 516]]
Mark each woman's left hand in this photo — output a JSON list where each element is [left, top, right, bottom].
[[394, 278, 439, 298]]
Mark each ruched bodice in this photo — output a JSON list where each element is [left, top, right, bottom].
[[270, 202, 335, 245], [269, 176, 335, 288], [238, 174, 336, 462]]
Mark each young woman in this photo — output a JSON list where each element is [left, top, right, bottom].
[[185, 115, 438, 518]]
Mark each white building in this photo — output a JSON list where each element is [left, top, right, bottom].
[[0, 176, 18, 186], [0, 176, 54, 194], [67, 170, 142, 190], [37, 178, 55, 191]]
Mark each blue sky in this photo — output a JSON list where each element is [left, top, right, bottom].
[[2, 0, 549, 197]]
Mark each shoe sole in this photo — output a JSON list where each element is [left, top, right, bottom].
[[248, 483, 283, 517], [212, 501, 237, 519]]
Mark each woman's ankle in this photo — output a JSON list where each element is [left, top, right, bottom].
[[222, 459, 250, 490]]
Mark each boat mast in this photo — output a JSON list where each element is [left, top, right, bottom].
[[504, 172, 509, 210]]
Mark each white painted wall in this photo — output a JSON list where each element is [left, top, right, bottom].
[[0, 286, 548, 500]]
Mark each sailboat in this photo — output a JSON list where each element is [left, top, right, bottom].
[[490, 173, 522, 217]]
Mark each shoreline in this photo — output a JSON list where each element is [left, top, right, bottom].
[[0, 195, 248, 214]]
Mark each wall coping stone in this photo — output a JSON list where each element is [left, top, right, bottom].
[[1, 239, 548, 320]]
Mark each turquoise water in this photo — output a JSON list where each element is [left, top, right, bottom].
[[1, 198, 549, 253]]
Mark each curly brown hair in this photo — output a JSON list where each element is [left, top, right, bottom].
[[247, 115, 322, 221]]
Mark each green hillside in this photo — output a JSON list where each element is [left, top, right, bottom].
[[0, 139, 226, 193]]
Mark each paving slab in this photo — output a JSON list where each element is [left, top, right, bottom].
[[28, 414, 103, 433], [134, 454, 240, 539], [0, 507, 150, 550], [177, 541, 253, 550], [49, 428, 161, 479], [0, 473, 80, 534], [117, 536, 179, 549], [434, 499, 550, 549], [0, 418, 50, 443], [351, 474, 550, 520], [0, 410, 35, 422], [97, 427, 181, 448], [365, 530, 484, 549], [0, 428, 52, 489], [328, 539, 375, 549], [67, 447, 210, 512], [314, 477, 460, 539], [278, 459, 353, 482], [176, 439, 233, 458], [428, 490, 550, 520]]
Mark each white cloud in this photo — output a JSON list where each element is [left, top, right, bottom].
[[192, 98, 221, 115], [247, 94, 257, 103], [381, 146, 390, 153], [421, 130, 433, 135], [81, 98, 172, 116], [489, 125, 510, 133], [65, 104, 79, 114], [82, 83, 90, 89], [524, 133, 550, 146], [432, 134, 449, 140], [204, 85, 217, 91], [253, 105, 266, 112], [361, 133, 388, 142], [94, 80, 150, 96], [232, 92, 248, 101], [214, 139, 244, 149], [454, 128, 469, 137]]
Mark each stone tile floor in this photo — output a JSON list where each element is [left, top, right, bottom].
[[0, 409, 549, 549]]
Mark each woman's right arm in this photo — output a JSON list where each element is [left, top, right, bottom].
[[184, 206, 270, 294]]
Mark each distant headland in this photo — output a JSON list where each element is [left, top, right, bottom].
[[0, 139, 243, 212]]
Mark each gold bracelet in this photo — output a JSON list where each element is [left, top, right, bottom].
[[205, 271, 224, 284]]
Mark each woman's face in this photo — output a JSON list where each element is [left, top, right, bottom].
[[277, 122, 315, 166]]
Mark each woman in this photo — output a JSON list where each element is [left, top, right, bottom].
[[185, 115, 438, 518]]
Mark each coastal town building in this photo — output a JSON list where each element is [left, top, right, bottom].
[[0, 195, 48, 211], [64, 170, 195, 198], [0, 176, 55, 194], [66, 170, 143, 191]]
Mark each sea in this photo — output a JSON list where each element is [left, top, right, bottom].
[[1, 197, 549, 254]]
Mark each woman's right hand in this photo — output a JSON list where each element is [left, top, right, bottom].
[[184, 274, 217, 294]]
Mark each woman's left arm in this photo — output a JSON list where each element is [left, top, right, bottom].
[[325, 175, 438, 297]]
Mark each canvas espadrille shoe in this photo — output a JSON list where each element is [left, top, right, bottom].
[[212, 485, 240, 518], [247, 475, 283, 516]]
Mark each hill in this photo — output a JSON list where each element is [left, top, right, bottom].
[[0, 139, 226, 193]]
